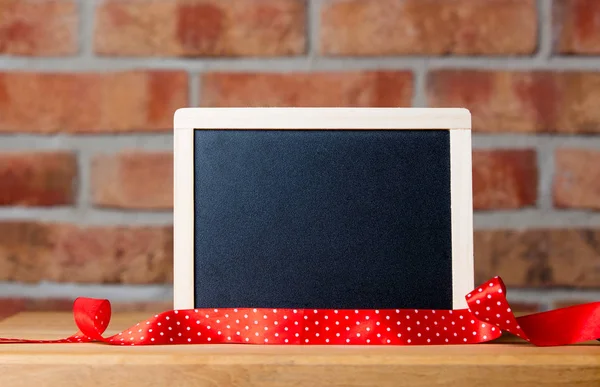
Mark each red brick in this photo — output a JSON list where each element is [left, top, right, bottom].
[[201, 71, 413, 107], [472, 150, 538, 210], [553, 148, 600, 210], [0, 152, 77, 206], [474, 229, 600, 288], [0, 298, 23, 321], [552, 299, 600, 309], [502, 302, 542, 314], [320, 0, 537, 56], [92, 152, 173, 210], [428, 71, 600, 133], [0, 222, 173, 284], [94, 0, 306, 57], [554, 0, 600, 54], [0, 71, 188, 133], [0, 0, 78, 56]]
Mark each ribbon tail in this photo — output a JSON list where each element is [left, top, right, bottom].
[[469, 276, 600, 347]]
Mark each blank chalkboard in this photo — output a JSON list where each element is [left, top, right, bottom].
[[173, 108, 473, 311], [193, 129, 451, 309]]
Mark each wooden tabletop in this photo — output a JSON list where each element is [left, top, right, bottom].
[[0, 312, 599, 387]]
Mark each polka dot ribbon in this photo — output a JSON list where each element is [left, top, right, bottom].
[[1, 277, 599, 346]]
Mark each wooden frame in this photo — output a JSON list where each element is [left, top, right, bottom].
[[173, 108, 473, 310]]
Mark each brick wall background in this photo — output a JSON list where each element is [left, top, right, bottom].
[[1, 0, 600, 319]]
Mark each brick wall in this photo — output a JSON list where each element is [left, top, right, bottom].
[[1, 0, 600, 318]]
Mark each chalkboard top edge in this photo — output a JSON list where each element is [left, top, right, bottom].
[[174, 108, 471, 130]]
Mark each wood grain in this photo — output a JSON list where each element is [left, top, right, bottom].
[[0, 312, 598, 387]]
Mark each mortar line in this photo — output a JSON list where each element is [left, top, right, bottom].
[[307, 0, 321, 66], [3, 134, 600, 150], [4, 56, 600, 72], [535, 0, 554, 60], [189, 72, 200, 107], [535, 139, 556, 211], [0, 282, 173, 302], [412, 64, 428, 107], [78, 0, 96, 58], [75, 147, 93, 222]]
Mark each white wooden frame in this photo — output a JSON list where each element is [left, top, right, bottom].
[[173, 108, 473, 310]]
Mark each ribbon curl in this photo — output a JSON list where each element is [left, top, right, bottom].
[[1, 277, 599, 346]]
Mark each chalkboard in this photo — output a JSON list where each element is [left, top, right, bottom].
[[173, 108, 473, 311]]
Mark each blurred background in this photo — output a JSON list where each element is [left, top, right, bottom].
[[0, 0, 599, 319]]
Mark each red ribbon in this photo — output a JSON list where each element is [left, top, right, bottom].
[[1, 277, 599, 346]]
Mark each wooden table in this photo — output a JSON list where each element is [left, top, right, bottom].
[[1, 312, 598, 387]]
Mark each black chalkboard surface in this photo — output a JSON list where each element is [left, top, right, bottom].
[[193, 129, 453, 310]]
